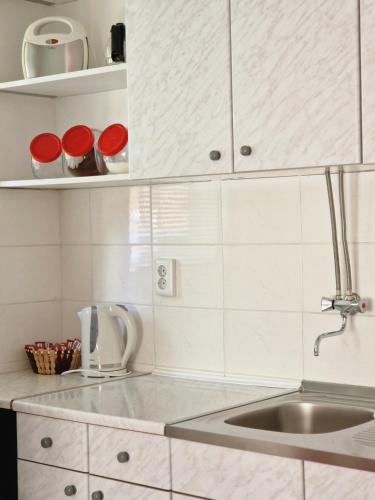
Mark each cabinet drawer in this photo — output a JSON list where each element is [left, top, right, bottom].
[[89, 425, 171, 489], [18, 460, 88, 500], [17, 413, 88, 472], [171, 439, 304, 500], [90, 475, 171, 500]]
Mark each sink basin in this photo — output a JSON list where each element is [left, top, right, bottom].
[[225, 401, 375, 434]]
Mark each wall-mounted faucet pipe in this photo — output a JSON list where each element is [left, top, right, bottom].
[[325, 167, 342, 298], [314, 168, 366, 356], [338, 166, 353, 298], [314, 313, 348, 357]]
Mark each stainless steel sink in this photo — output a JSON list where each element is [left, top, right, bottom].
[[225, 401, 375, 434]]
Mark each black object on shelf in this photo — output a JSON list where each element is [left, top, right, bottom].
[[111, 23, 126, 63]]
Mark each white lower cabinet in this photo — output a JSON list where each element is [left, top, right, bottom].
[[89, 475, 171, 500], [171, 439, 304, 500], [304, 461, 375, 500], [18, 460, 88, 500]]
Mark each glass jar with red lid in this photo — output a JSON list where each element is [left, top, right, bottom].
[[62, 125, 107, 177], [97, 124, 129, 174], [30, 133, 63, 179]]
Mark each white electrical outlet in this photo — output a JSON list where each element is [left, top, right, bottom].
[[155, 259, 176, 297]]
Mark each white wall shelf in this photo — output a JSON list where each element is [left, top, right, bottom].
[[0, 174, 131, 190], [0, 65, 127, 98]]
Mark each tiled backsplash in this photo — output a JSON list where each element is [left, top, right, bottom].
[[59, 171, 375, 386], [3, 171, 375, 385], [0, 190, 61, 373]]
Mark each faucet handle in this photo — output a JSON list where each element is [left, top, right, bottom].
[[321, 297, 334, 312]]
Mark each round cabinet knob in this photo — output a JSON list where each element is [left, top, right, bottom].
[[209, 150, 221, 161], [240, 145, 252, 156], [40, 437, 53, 449], [117, 451, 130, 463], [92, 491, 104, 500], [64, 485, 77, 497]]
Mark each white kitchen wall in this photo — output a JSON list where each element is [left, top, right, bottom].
[[0, 189, 61, 373], [59, 171, 375, 386]]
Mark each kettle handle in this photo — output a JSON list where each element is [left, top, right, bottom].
[[108, 305, 137, 370]]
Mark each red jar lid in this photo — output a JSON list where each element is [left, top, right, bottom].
[[62, 125, 94, 157], [30, 133, 62, 163], [98, 124, 128, 156]]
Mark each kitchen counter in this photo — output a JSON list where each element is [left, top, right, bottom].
[[12, 374, 293, 435], [0, 369, 142, 410]]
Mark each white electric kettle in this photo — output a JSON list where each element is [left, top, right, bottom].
[[64, 304, 137, 378]]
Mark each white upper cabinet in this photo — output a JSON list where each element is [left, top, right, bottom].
[[361, 0, 375, 163], [231, 0, 361, 172], [127, 0, 233, 179]]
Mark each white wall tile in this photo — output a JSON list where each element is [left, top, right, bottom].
[[302, 244, 336, 313], [301, 171, 375, 244], [0, 190, 60, 246], [0, 246, 61, 304], [153, 246, 223, 308], [126, 304, 155, 370], [154, 306, 224, 372], [350, 244, 375, 313], [222, 177, 301, 243], [90, 186, 151, 245], [223, 245, 302, 311], [224, 310, 303, 380], [61, 246, 92, 301], [60, 190, 90, 245], [92, 246, 152, 304], [152, 181, 222, 244], [303, 313, 375, 386], [301, 174, 335, 244], [61, 300, 91, 339], [0, 302, 61, 365]]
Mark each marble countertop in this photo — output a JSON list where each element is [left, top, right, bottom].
[[12, 374, 294, 434], [0, 369, 141, 410]]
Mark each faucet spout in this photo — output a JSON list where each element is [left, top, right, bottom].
[[314, 313, 348, 357]]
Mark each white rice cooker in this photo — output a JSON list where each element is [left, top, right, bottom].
[[22, 16, 88, 79]]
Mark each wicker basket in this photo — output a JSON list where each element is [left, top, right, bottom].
[[25, 340, 81, 375]]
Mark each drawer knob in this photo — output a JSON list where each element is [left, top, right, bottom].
[[64, 485, 77, 496], [92, 492, 104, 500], [240, 145, 252, 156], [117, 451, 130, 463], [209, 150, 221, 161], [40, 437, 53, 449]]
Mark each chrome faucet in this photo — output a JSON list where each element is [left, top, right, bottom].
[[314, 296, 366, 356], [314, 167, 367, 356]]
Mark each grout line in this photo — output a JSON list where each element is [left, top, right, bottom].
[[88, 189, 94, 303], [298, 175, 306, 379], [218, 179, 226, 376], [149, 184, 157, 370]]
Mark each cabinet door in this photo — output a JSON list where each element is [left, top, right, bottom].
[[127, 0, 233, 179], [231, 0, 361, 172], [171, 439, 304, 500], [18, 460, 88, 500], [361, 0, 375, 163], [305, 461, 375, 500]]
